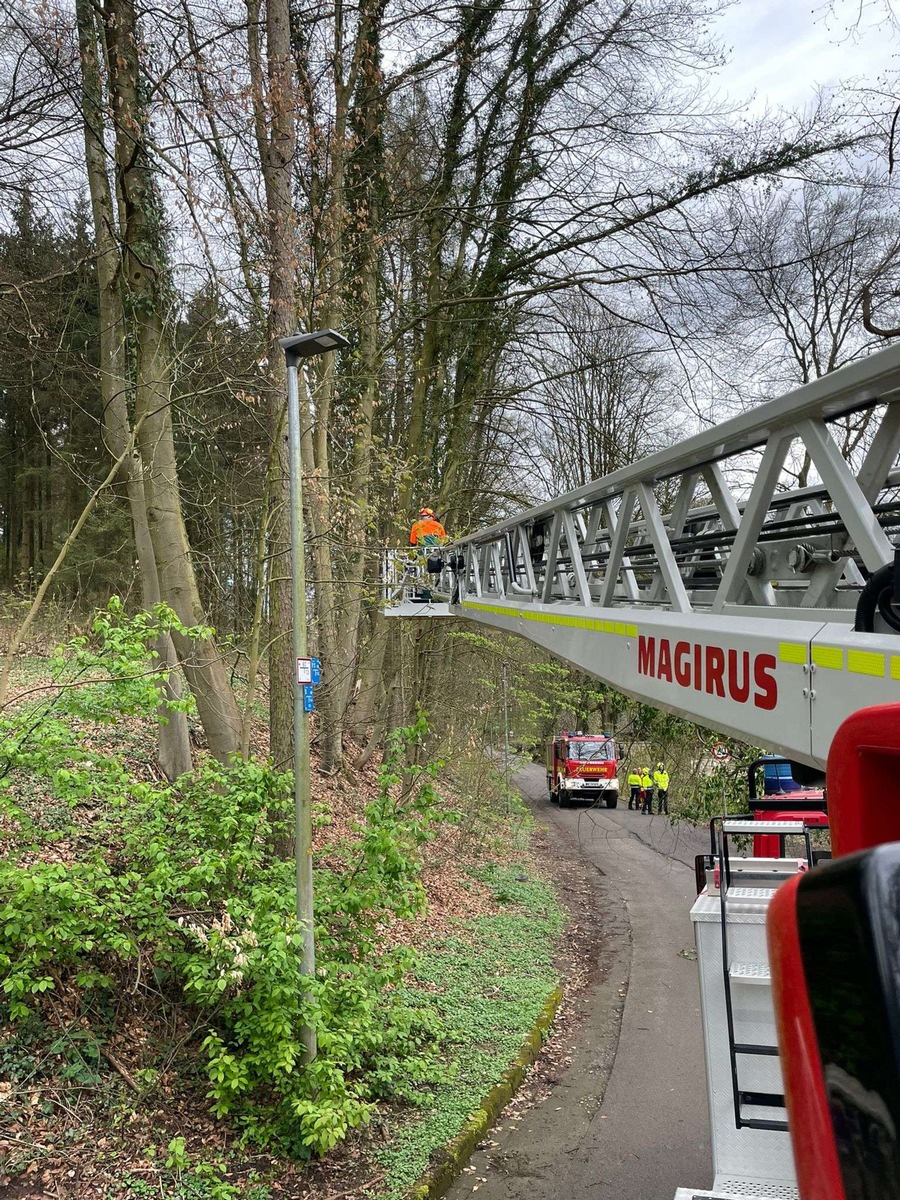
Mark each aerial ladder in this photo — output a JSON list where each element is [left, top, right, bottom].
[[386, 342, 900, 770], [383, 343, 900, 1200]]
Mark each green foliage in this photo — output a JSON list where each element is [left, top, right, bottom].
[[446, 630, 610, 756], [166, 1137, 190, 1174], [374, 862, 563, 1199], [113, 1164, 271, 1200], [673, 739, 764, 823], [0, 604, 449, 1159]]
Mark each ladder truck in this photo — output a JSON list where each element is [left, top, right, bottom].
[[383, 343, 900, 1200]]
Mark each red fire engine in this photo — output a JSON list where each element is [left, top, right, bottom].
[[546, 731, 619, 808]]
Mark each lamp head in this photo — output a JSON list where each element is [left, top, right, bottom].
[[279, 329, 350, 363]]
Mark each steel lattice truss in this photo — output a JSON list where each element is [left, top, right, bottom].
[[385, 345, 900, 766], [445, 349, 900, 620]]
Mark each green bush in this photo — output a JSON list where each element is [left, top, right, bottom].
[[0, 601, 448, 1157]]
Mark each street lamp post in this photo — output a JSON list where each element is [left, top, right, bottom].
[[278, 329, 350, 1063], [501, 660, 510, 814]]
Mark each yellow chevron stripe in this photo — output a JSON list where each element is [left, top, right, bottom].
[[778, 642, 807, 665], [847, 649, 886, 678], [811, 646, 843, 671], [461, 600, 638, 639]]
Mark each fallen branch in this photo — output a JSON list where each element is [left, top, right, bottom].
[[101, 1048, 140, 1094]]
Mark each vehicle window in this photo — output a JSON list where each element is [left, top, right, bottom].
[[568, 740, 614, 761], [764, 761, 800, 793]]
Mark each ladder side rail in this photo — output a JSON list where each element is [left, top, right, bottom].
[[541, 511, 563, 603], [503, 531, 517, 588], [716, 823, 744, 1131], [507, 526, 536, 596], [435, 363, 900, 628], [449, 351, 900, 549], [649, 471, 698, 602], [556, 519, 579, 603], [583, 502, 605, 557], [470, 545, 483, 598], [515, 524, 537, 595], [482, 547, 496, 597], [857, 402, 900, 499], [673, 465, 899, 530], [717, 821, 791, 1134], [618, 497, 659, 603], [600, 490, 638, 606], [703, 462, 777, 608], [451, 446, 890, 614], [490, 543, 506, 599], [680, 517, 727, 599]]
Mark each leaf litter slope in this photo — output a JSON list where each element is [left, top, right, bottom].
[[0, 654, 573, 1200]]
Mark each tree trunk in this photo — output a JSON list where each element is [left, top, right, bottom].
[[308, 0, 387, 771], [247, 0, 299, 772], [102, 0, 242, 764], [76, 0, 191, 780]]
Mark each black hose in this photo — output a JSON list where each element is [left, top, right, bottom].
[[854, 561, 900, 633]]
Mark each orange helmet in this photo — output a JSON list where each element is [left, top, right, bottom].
[[419, 507, 435, 517]]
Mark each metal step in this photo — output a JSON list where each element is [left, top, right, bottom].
[[726, 886, 780, 901], [675, 1187, 798, 1200], [729, 961, 771, 984], [722, 820, 807, 836], [734, 1042, 780, 1056]]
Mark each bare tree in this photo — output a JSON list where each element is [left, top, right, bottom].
[[74, 0, 192, 779], [97, 0, 243, 763], [0, 9, 79, 200], [525, 297, 681, 494]]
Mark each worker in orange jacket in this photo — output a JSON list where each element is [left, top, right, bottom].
[[409, 508, 447, 548], [404, 508, 447, 601]]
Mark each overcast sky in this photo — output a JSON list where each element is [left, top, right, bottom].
[[712, 0, 897, 109]]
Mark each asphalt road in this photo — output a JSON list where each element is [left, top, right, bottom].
[[447, 764, 713, 1200]]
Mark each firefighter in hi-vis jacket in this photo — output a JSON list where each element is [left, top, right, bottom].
[[628, 768, 642, 810], [409, 508, 447, 548]]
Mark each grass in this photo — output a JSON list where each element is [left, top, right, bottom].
[[374, 862, 564, 1199]]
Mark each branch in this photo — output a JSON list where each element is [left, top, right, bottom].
[[0, 413, 147, 708], [862, 283, 900, 339]]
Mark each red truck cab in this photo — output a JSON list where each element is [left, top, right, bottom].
[[547, 732, 619, 809]]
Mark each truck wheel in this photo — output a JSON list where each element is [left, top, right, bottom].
[[605, 794, 619, 810], [549, 785, 558, 804]]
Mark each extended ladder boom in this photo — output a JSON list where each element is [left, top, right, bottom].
[[396, 346, 900, 767]]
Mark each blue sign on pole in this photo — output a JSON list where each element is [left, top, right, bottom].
[[311, 658, 321, 685], [302, 684, 315, 712]]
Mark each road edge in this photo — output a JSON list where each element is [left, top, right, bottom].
[[404, 983, 564, 1200]]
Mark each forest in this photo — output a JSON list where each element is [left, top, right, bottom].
[[0, 0, 898, 1195]]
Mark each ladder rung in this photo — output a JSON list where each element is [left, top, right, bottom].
[[734, 1042, 780, 1056], [739, 1117, 790, 1132], [729, 961, 771, 983], [722, 820, 807, 835], [740, 1090, 786, 1108]]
